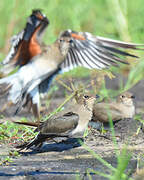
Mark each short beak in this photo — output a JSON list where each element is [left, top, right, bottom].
[[95, 94, 100, 99], [131, 95, 135, 99], [42, 17, 49, 24]]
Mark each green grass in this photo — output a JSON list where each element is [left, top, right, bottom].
[[0, 0, 144, 52], [0, 0, 144, 179], [0, 119, 37, 143], [81, 144, 133, 180]]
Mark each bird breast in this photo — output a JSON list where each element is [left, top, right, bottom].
[[71, 104, 93, 135], [118, 103, 135, 118]]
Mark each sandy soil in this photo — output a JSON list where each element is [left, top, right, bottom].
[[0, 74, 144, 180]]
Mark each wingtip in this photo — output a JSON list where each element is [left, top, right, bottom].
[[14, 121, 39, 127], [15, 142, 29, 150]]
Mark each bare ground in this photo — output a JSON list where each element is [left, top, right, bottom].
[[0, 74, 144, 180]]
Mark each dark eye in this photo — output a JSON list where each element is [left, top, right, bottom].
[[59, 39, 64, 42], [69, 39, 73, 43], [84, 95, 89, 99], [121, 95, 125, 98]]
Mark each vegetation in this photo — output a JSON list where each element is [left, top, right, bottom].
[[0, 0, 144, 179]]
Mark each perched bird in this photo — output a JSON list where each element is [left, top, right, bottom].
[[92, 91, 135, 123], [15, 94, 96, 150], [0, 10, 143, 121], [1, 9, 49, 76]]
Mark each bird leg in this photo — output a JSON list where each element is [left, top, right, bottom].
[[31, 102, 40, 125], [25, 96, 42, 125]]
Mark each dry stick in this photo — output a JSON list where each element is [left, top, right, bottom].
[[57, 78, 93, 94], [70, 81, 76, 92], [57, 79, 73, 92]]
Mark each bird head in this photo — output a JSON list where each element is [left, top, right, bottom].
[[58, 31, 73, 56], [23, 9, 49, 41], [74, 93, 97, 112], [57, 29, 88, 56], [83, 95, 97, 111], [2, 10, 49, 67], [117, 92, 135, 106]]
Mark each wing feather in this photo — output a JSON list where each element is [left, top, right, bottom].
[[61, 30, 142, 72]]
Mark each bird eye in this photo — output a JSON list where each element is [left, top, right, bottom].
[[121, 95, 125, 98], [59, 39, 64, 42], [84, 95, 89, 99], [131, 95, 135, 99]]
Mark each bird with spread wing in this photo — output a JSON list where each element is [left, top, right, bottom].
[[0, 9, 143, 122]]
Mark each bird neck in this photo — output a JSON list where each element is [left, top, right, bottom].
[[71, 104, 92, 136], [117, 99, 134, 107], [78, 104, 93, 125], [29, 26, 42, 58], [48, 41, 66, 64]]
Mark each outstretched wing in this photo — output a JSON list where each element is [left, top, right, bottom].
[[38, 30, 144, 95], [2, 31, 24, 65], [1, 9, 49, 69], [60, 30, 143, 72]]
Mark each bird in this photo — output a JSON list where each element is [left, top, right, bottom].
[[0, 9, 49, 76], [0, 10, 143, 122], [92, 91, 135, 123], [0, 9, 49, 119], [14, 94, 96, 150]]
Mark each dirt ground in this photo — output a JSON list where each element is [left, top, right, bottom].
[[0, 74, 144, 180]]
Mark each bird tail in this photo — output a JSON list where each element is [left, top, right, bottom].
[[0, 73, 24, 107], [16, 133, 48, 150], [0, 64, 16, 78]]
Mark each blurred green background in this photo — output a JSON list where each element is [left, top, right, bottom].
[[0, 1, 143, 175], [0, 0, 144, 53], [0, 0, 144, 89]]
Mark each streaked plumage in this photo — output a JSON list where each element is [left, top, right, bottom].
[[0, 10, 143, 120], [15, 94, 95, 150]]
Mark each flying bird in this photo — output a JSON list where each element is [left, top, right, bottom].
[[92, 91, 135, 123], [15, 94, 96, 150], [0, 10, 143, 121], [0, 10, 49, 118], [1, 9, 49, 76]]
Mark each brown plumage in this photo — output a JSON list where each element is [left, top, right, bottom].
[[0, 10, 143, 122], [1, 9, 49, 76], [92, 92, 135, 123], [133, 168, 144, 180], [15, 94, 96, 150]]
